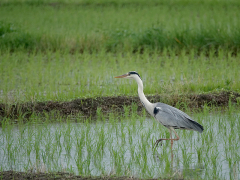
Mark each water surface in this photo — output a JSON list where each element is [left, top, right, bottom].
[[0, 113, 239, 179]]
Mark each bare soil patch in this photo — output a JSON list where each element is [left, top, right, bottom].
[[0, 91, 239, 120], [0, 171, 162, 180]]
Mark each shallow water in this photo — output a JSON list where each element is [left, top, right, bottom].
[[0, 113, 239, 179]]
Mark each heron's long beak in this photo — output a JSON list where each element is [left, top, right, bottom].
[[114, 73, 128, 78]]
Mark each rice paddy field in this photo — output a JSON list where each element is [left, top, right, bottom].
[[0, 106, 240, 179], [1, 0, 240, 53], [0, 0, 240, 179]]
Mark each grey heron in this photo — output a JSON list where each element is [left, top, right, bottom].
[[115, 71, 204, 148]]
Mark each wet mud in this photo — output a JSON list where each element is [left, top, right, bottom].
[[0, 171, 161, 180], [0, 91, 239, 119]]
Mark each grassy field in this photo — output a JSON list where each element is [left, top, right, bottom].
[[1, 50, 240, 103], [1, 0, 240, 104], [0, 0, 240, 53]]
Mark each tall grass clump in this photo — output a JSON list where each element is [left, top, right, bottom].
[[0, 21, 40, 51], [105, 26, 240, 54]]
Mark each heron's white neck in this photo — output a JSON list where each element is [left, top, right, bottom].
[[134, 76, 153, 114]]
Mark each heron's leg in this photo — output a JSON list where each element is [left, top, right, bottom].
[[170, 129, 173, 150], [170, 129, 174, 167], [170, 127, 180, 140], [154, 127, 180, 147]]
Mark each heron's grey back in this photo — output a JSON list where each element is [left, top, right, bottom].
[[154, 103, 204, 133]]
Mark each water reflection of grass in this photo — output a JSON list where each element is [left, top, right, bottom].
[[0, 104, 239, 179]]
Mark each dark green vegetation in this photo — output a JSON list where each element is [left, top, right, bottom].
[[1, 0, 240, 54]]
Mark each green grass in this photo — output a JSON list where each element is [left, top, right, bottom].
[[0, 0, 240, 53], [1, 50, 240, 103], [0, 105, 239, 179], [1, 0, 239, 103], [1, 1, 239, 179]]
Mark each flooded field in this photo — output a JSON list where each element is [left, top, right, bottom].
[[1, 1, 240, 179], [0, 109, 239, 179]]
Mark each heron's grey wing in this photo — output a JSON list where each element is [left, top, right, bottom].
[[153, 103, 204, 133]]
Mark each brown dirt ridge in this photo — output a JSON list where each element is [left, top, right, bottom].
[[0, 171, 164, 180], [0, 91, 239, 119]]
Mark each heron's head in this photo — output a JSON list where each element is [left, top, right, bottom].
[[115, 71, 141, 80]]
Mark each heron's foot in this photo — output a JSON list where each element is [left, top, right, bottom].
[[154, 139, 163, 147]]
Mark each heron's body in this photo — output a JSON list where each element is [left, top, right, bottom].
[[153, 103, 203, 132], [115, 71, 203, 147]]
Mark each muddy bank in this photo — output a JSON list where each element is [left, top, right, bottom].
[[0, 171, 162, 180], [0, 91, 239, 119]]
